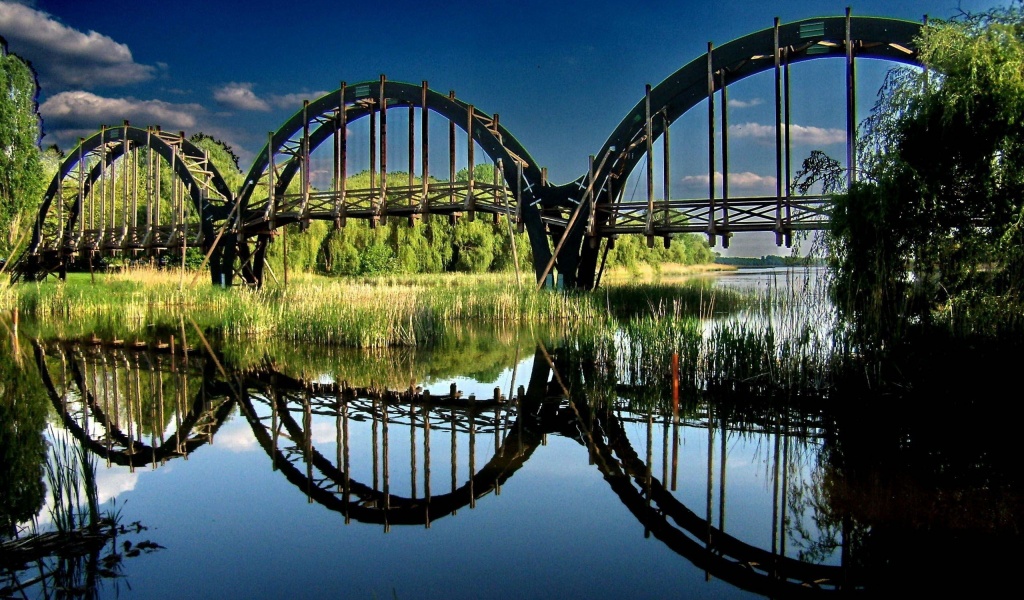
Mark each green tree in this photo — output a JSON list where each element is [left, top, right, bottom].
[[0, 339, 48, 539], [825, 2, 1024, 336], [189, 133, 245, 193], [0, 38, 43, 257]]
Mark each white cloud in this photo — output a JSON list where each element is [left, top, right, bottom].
[[213, 82, 271, 112], [95, 468, 140, 504], [211, 85, 332, 112], [680, 170, 777, 192], [0, 2, 157, 91], [211, 421, 259, 452], [36, 458, 139, 527], [269, 91, 331, 110], [310, 421, 341, 445], [39, 90, 202, 146], [728, 121, 846, 146], [727, 98, 763, 109]]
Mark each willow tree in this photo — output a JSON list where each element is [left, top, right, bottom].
[[826, 2, 1024, 337], [0, 37, 43, 258]]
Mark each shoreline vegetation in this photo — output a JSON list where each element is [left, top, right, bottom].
[[0, 263, 751, 348], [2, 262, 870, 406]]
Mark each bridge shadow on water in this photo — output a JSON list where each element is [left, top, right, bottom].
[[3, 331, 1019, 598]]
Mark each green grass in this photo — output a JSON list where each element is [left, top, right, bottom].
[[4, 267, 753, 348]]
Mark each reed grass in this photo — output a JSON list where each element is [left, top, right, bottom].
[[43, 426, 100, 534], [589, 267, 853, 414], [6, 266, 752, 348]]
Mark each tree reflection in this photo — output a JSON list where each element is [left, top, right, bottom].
[[0, 317, 47, 540]]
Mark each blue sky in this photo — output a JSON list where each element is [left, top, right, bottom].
[[0, 0, 1007, 256]]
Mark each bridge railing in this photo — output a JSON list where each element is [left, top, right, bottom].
[[598, 193, 834, 236], [241, 180, 518, 232]]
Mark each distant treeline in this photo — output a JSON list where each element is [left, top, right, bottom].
[[257, 165, 714, 277], [713, 255, 824, 268]]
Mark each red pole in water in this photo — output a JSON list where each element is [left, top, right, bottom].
[[672, 352, 679, 416]]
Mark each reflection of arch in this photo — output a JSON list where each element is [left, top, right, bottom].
[[34, 340, 235, 470], [16, 125, 233, 282], [230, 78, 552, 286], [535, 342, 864, 596], [234, 367, 544, 529], [588, 407, 858, 596], [33, 335, 867, 592]]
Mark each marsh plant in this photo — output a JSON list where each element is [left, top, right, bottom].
[[5, 268, 753, 349], [0, 428, 163, 599], [43, 426, 101, 536]]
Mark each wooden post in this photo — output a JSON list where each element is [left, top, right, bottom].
[[775, 17, 785, 245], [379, 74, 388, 223], [449, 91, 456, 207], [301, 101, 311, 222], [122, 122, 130, 233], [99, 126, 107, 242], [268, 131, 276, 231], [337, 82, 348, 226], [846, 7, 857, 186], [466, 105, 476, 221], [421, 81, 430, 214], [408, 102, 415, 197], [707, 43, 717, 246], [720, 69, 730, 248], [662, 112, 671, 229], [644, 84, 654, 248], [784, 48, 793, 246], [80, 141, 87, 239], [370, 87, 377, 205]]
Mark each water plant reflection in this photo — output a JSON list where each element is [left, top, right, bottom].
[[3, 287, 1020, 596]]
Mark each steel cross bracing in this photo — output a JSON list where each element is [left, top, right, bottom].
[[13, 13, 923, 289]]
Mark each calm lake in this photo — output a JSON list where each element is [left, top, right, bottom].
[[2, 267, 1019, 599]]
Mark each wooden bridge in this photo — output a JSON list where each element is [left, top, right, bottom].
[[11, 12, 923, 289]]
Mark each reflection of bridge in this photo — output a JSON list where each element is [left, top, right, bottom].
[[35, 339, 233, 471], [13, 13, 922, 289], [37, 337, 870, 596]]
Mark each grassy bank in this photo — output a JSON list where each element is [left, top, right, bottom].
[[2, 265, 751, 348]]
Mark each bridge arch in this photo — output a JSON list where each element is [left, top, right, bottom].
[[8, 13, 931, 289], [568, 14, 925, 289], [225, 78, 553, 286], [16, 125, 234, 282]]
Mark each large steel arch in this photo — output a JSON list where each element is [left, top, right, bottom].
[[15, 125, 234, 282], [225, 78, 553, 286], [569, 14, 925, 289]]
